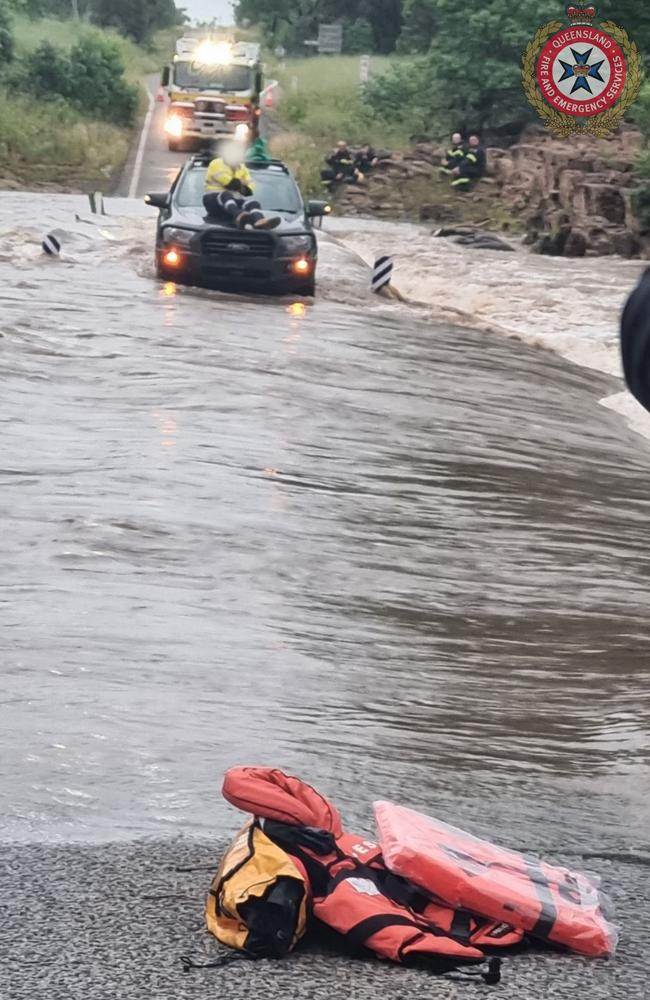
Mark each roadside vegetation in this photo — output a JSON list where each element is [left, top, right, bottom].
[[245, 1, 649, 204], [267, 55, 412, 195], [0, 1, 183, 189], [241, 0, 650, 139], [628, 84, 650, 233]]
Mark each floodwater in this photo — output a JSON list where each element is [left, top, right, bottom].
[[1, 194, 649, 857]]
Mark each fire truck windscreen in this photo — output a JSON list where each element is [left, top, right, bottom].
[[175, 62, 253, 92]]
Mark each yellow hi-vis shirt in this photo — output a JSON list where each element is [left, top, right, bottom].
[[205, 158, 254, 193]]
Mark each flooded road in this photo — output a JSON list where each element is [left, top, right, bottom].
[[1, 191, 649, 859]]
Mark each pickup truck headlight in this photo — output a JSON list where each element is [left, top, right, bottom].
[[161, 227, 195, 246], [278, 234, 315, 255]]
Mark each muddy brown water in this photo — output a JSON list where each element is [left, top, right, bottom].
[[0, 196, 648, 865]]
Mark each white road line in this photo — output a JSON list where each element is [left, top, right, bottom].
[[128, 85, 156, 200]]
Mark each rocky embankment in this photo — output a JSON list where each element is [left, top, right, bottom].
[[334, 126, 649, 259], [493, 125, 646, 258]]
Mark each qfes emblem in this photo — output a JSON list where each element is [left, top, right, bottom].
[[522, 5, 642, 137]]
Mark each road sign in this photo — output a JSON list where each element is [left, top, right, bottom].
[[318, 23, 343, 55], [360, 55, 370, 84]]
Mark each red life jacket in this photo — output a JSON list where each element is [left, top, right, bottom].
[[222, 769, 513, 980], [262, 820, 508, 979], [223, 767, 343, 834]]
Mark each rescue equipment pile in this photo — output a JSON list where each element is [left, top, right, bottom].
[[200, 767, 618, 984]]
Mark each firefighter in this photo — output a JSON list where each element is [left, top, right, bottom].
[[353, 144, 379, 181], [451, 134, 487, 192], [441, 132, 465, 175], [321, 140, 355, 192], [203, 143, 280, 230]]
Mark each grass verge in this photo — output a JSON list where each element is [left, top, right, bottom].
[[0, 94, 129, 190], [0, 18, 178, 191], [265, 55, 411, 196], [12, 18, 177, 82]]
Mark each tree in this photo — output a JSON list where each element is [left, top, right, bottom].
[[235, 0, 403, 54], [607, 2, 650, 69], [359, 0, 402, 54], [398, 0, 438, 53], [368, 0, 564, 138], [344, 17, 374, 54], [0, 0, 14, 64], [18, 0, 94, 16], [16, 0, 183, 41]]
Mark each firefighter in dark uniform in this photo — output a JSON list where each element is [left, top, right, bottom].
[[321, 140, 355, 192], [353, 144, 379, 180], [441, 132, 465, 174], [451, 133, 487, 191]]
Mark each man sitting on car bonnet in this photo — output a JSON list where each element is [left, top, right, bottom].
[[203, 143, 280, 231]]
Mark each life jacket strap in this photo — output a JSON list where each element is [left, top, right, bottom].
[[447, 956, 502, 986], [180, 952, 251, 973], [524, 858, 558, 940], [344, 913, 429, 951]]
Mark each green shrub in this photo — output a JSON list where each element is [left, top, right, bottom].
[[69, 36, 138, 124], [23, 41, 70, 94], [364, 59, 431, 134], [22, 35, 138, 125]]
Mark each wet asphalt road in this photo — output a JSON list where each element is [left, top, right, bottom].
[[117, 76, 187, 200]]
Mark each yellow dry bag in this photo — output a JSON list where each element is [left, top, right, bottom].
[[205, 820, 309, 958]]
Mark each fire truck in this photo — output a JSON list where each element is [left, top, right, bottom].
[[161, 38, 263, 151]]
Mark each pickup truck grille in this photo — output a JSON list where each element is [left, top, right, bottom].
[[202, 231, 275, 260]]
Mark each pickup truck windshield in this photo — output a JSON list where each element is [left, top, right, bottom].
[[177, 167, 303, 215], [174, 62, 253, 92]]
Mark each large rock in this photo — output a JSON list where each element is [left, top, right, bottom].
[[495, 128, 646, 259], [564, 228, 588, 257], [583, 184, 626, 225]]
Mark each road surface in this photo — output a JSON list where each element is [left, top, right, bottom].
[[117, 76, 188, 201]]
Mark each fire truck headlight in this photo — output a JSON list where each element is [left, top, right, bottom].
[[194, 40, 232, 65], [165, 114, 184, 138]]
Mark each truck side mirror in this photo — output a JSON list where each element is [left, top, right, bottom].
[[307, 200, 330, 218], [161, 66, 170, 88], [144, 193, 170, 209]]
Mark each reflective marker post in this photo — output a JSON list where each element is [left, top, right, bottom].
[[372, 255, 394, 294], [42, 233, 61, 257], [88, 192, 105, 216]]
